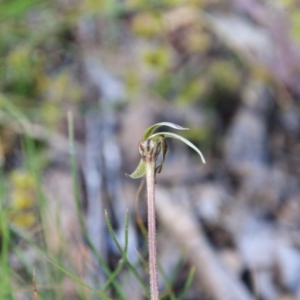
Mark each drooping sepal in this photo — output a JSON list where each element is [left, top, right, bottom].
[[125, 159, 146, 178]]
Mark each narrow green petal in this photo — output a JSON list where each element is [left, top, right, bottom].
[[149, 132, 206, 164], [125, 159, 146, 178], [142, 122, 188, 140]]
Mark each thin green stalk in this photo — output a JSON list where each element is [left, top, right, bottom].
[[45, 257, 113, 300], [177, 266, 195, 300], [126, 122, 205, 300], [135, 219, 176, 300], [146, 161, 159, 300], [157, 266, 176, 300], [0, 192, 14, 299]]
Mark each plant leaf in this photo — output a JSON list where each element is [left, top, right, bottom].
[[149, 132, 206, 164], [125, 159, 146, 178], [142, 122, 188, 140]]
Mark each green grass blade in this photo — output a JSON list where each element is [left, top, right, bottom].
[[102, 211, 130, 292], [102, 260, 126, 293], [158, 264, 176, 300], [177, 266, 195, 300], [0, 185, 14, 299], [104, 210, 150, 298], [45, 257, 113, 300], [124, 210, 129, 253]]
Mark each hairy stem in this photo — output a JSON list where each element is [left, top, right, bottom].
[[146, 160, 159, 300]]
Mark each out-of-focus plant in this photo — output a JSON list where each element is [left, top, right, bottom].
[[132, 12, 163, 38], [0, 0, 85, 171], [126, 122, 205, 300], [273, 1, 300, 42], [9, 170, 37, 228], [142, 47, 171, 73]]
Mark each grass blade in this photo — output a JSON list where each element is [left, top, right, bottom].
[[104, 210, 150, 298], [177, 266, 195, 300], [102, 211, 129, 292], [45, 257, 113, 300], [0, 182, 14, 299]]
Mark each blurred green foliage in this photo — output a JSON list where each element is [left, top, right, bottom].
[[0, 0, 39, 21], [0, 0, 81, 126], [9, 170, 37, 228], [278, 0, 300, 42], [0, 0, 85, 171]]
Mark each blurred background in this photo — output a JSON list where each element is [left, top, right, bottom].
[[1, 0, 300, 299]]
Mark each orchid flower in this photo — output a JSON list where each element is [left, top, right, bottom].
[[126, 122, 205, 300]]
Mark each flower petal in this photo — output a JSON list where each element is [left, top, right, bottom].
[[125, 159, 147, 178], [142, 122, 188, 140], [149, 132, 206, 164]]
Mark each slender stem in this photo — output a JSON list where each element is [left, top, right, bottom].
[[146, 161, 159, 300]]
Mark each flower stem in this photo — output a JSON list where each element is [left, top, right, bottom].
[[146, 160, 159, 300]]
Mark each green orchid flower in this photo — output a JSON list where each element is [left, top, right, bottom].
[[126, 122, 206, 179], [126, 121, 205, 300]]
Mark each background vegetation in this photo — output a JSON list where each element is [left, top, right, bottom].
[[1, 0, 300, 299]]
